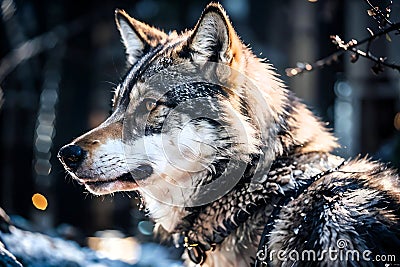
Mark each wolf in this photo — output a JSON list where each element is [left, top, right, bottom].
[[58, 3, 400, 266]]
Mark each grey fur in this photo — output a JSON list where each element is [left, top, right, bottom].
[[58, 3, 400, 267]]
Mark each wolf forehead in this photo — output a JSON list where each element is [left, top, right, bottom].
[[113, 45, 228, 113]]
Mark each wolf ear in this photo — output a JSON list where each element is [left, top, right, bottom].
[[188, 3, 240, 63], [115, 9, 167, 65]]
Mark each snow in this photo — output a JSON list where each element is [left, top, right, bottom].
[[0, 226, 183, 267]]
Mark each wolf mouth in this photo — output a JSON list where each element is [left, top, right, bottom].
[[82, 164, 153, 187]]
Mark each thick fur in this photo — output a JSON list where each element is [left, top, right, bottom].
[[59, 3, 400, 266]]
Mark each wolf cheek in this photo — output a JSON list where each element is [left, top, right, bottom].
[[121, 81, 260, 208]]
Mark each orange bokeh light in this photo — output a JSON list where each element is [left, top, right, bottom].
[[32, 193, 48, 210]]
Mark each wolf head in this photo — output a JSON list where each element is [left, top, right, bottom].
[[58, 3, 337, 231]]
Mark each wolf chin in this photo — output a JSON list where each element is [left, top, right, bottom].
[[58, 3, 400, 266]]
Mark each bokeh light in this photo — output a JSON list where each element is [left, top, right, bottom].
[[32, 193, 48, 210]]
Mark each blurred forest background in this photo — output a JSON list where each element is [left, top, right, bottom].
[[0, 0, 399, 259]]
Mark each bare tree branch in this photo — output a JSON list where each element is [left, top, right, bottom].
[[286, 0, 400, 77]]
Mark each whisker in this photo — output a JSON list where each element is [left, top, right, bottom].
[[101, 80, 118, 87]]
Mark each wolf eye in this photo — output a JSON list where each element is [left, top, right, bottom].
[[137, 98, 157, 114], [145, 98, 157, 111]]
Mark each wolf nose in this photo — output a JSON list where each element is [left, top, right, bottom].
[[58, 144, 85, 171]]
